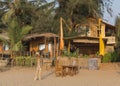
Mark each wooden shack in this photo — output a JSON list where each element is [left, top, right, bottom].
[[23, 33, 59, 58]]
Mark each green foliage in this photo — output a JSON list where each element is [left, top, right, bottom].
[[6, 18, 32, 51], [14, 56, 37, 67], [54, 0, 104, 36], [95, 51, 99, 57], [31, 1, 55, 33], [82, 54, 89, 58], [111, 52, 120, 62], [63, 48, 79, 58], [102, 52, 120, 63], [53, 0, 113, 36], [2, 0, 33, 52], [115, 16, 120, 49], [102, 53, 111, 63]]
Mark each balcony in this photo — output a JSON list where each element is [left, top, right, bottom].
[[105, 36, 116, 44]]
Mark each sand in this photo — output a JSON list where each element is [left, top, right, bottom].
[[0, 63, 120, 86]]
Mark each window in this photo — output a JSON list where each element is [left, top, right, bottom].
[[3, 43, 9, 51], [39, 43, 51, 52], [39, 44, 45, 50]]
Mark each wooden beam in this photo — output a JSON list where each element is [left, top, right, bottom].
[[73, 39, 99, 43]]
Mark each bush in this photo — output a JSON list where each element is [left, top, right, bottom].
[[15, 56, 25, 66], [63, 48, 79, 58], [102, 53, 111, 63], [82, 54, 89, 58], [102, 52, 120, 63], [25, 57, 32, 67], [111, 52, 120, 62], [14, 56, 37, 66]]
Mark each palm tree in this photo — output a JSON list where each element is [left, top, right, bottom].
[[2, 0, 32, 58], [30, 0, 56, 33]]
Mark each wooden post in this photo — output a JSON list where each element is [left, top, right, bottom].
[[45, 37, 48, 53], [56, 37, 59, 57], [54, 37, 56, 58], [50, 43, 52, 58], [56, 43, 58, 57], [2, 42, 4, 59], [68, 40, 70, 52]]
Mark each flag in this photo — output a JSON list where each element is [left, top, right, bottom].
[[60, 17, 64, 50], [99, 18, 105, 56], [99, 34, 105, 56]]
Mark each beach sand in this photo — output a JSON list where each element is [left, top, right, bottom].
[[0, 63, 120, 86]]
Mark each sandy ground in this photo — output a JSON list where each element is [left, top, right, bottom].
[[0, 64, 120, 86]]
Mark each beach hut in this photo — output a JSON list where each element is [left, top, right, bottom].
[[23, 33, 59, 58]]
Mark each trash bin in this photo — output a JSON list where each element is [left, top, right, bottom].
[[88, 58, 98, 70]]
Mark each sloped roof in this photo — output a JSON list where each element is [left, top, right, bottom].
[[23, 33, 59, 41], [0, 33, 9, 41], [102, 21, 116, 29]]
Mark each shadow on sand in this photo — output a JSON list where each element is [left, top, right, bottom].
[[0, 66, 11, 72], [42, 70, 54, 80]]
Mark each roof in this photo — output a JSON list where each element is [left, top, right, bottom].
[[64, 36, 100, 40], [88, 17, 116, 29], [0, 33, 9, 41], [23, 33, 59, 41], [102, 21, 116, 29], [64, 36, 107, 43]]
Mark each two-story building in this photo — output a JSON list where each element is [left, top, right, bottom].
[[64, 18, 116, 56]]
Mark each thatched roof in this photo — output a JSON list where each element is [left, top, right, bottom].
[[23, 33, 59, 41], [0, 51, 10, 55], [0, 33, 9, 41]]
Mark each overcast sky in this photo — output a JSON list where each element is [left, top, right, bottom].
[[103, 0, 120, 25]]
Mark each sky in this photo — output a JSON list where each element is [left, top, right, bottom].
[[103, 0, 120, 25]]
